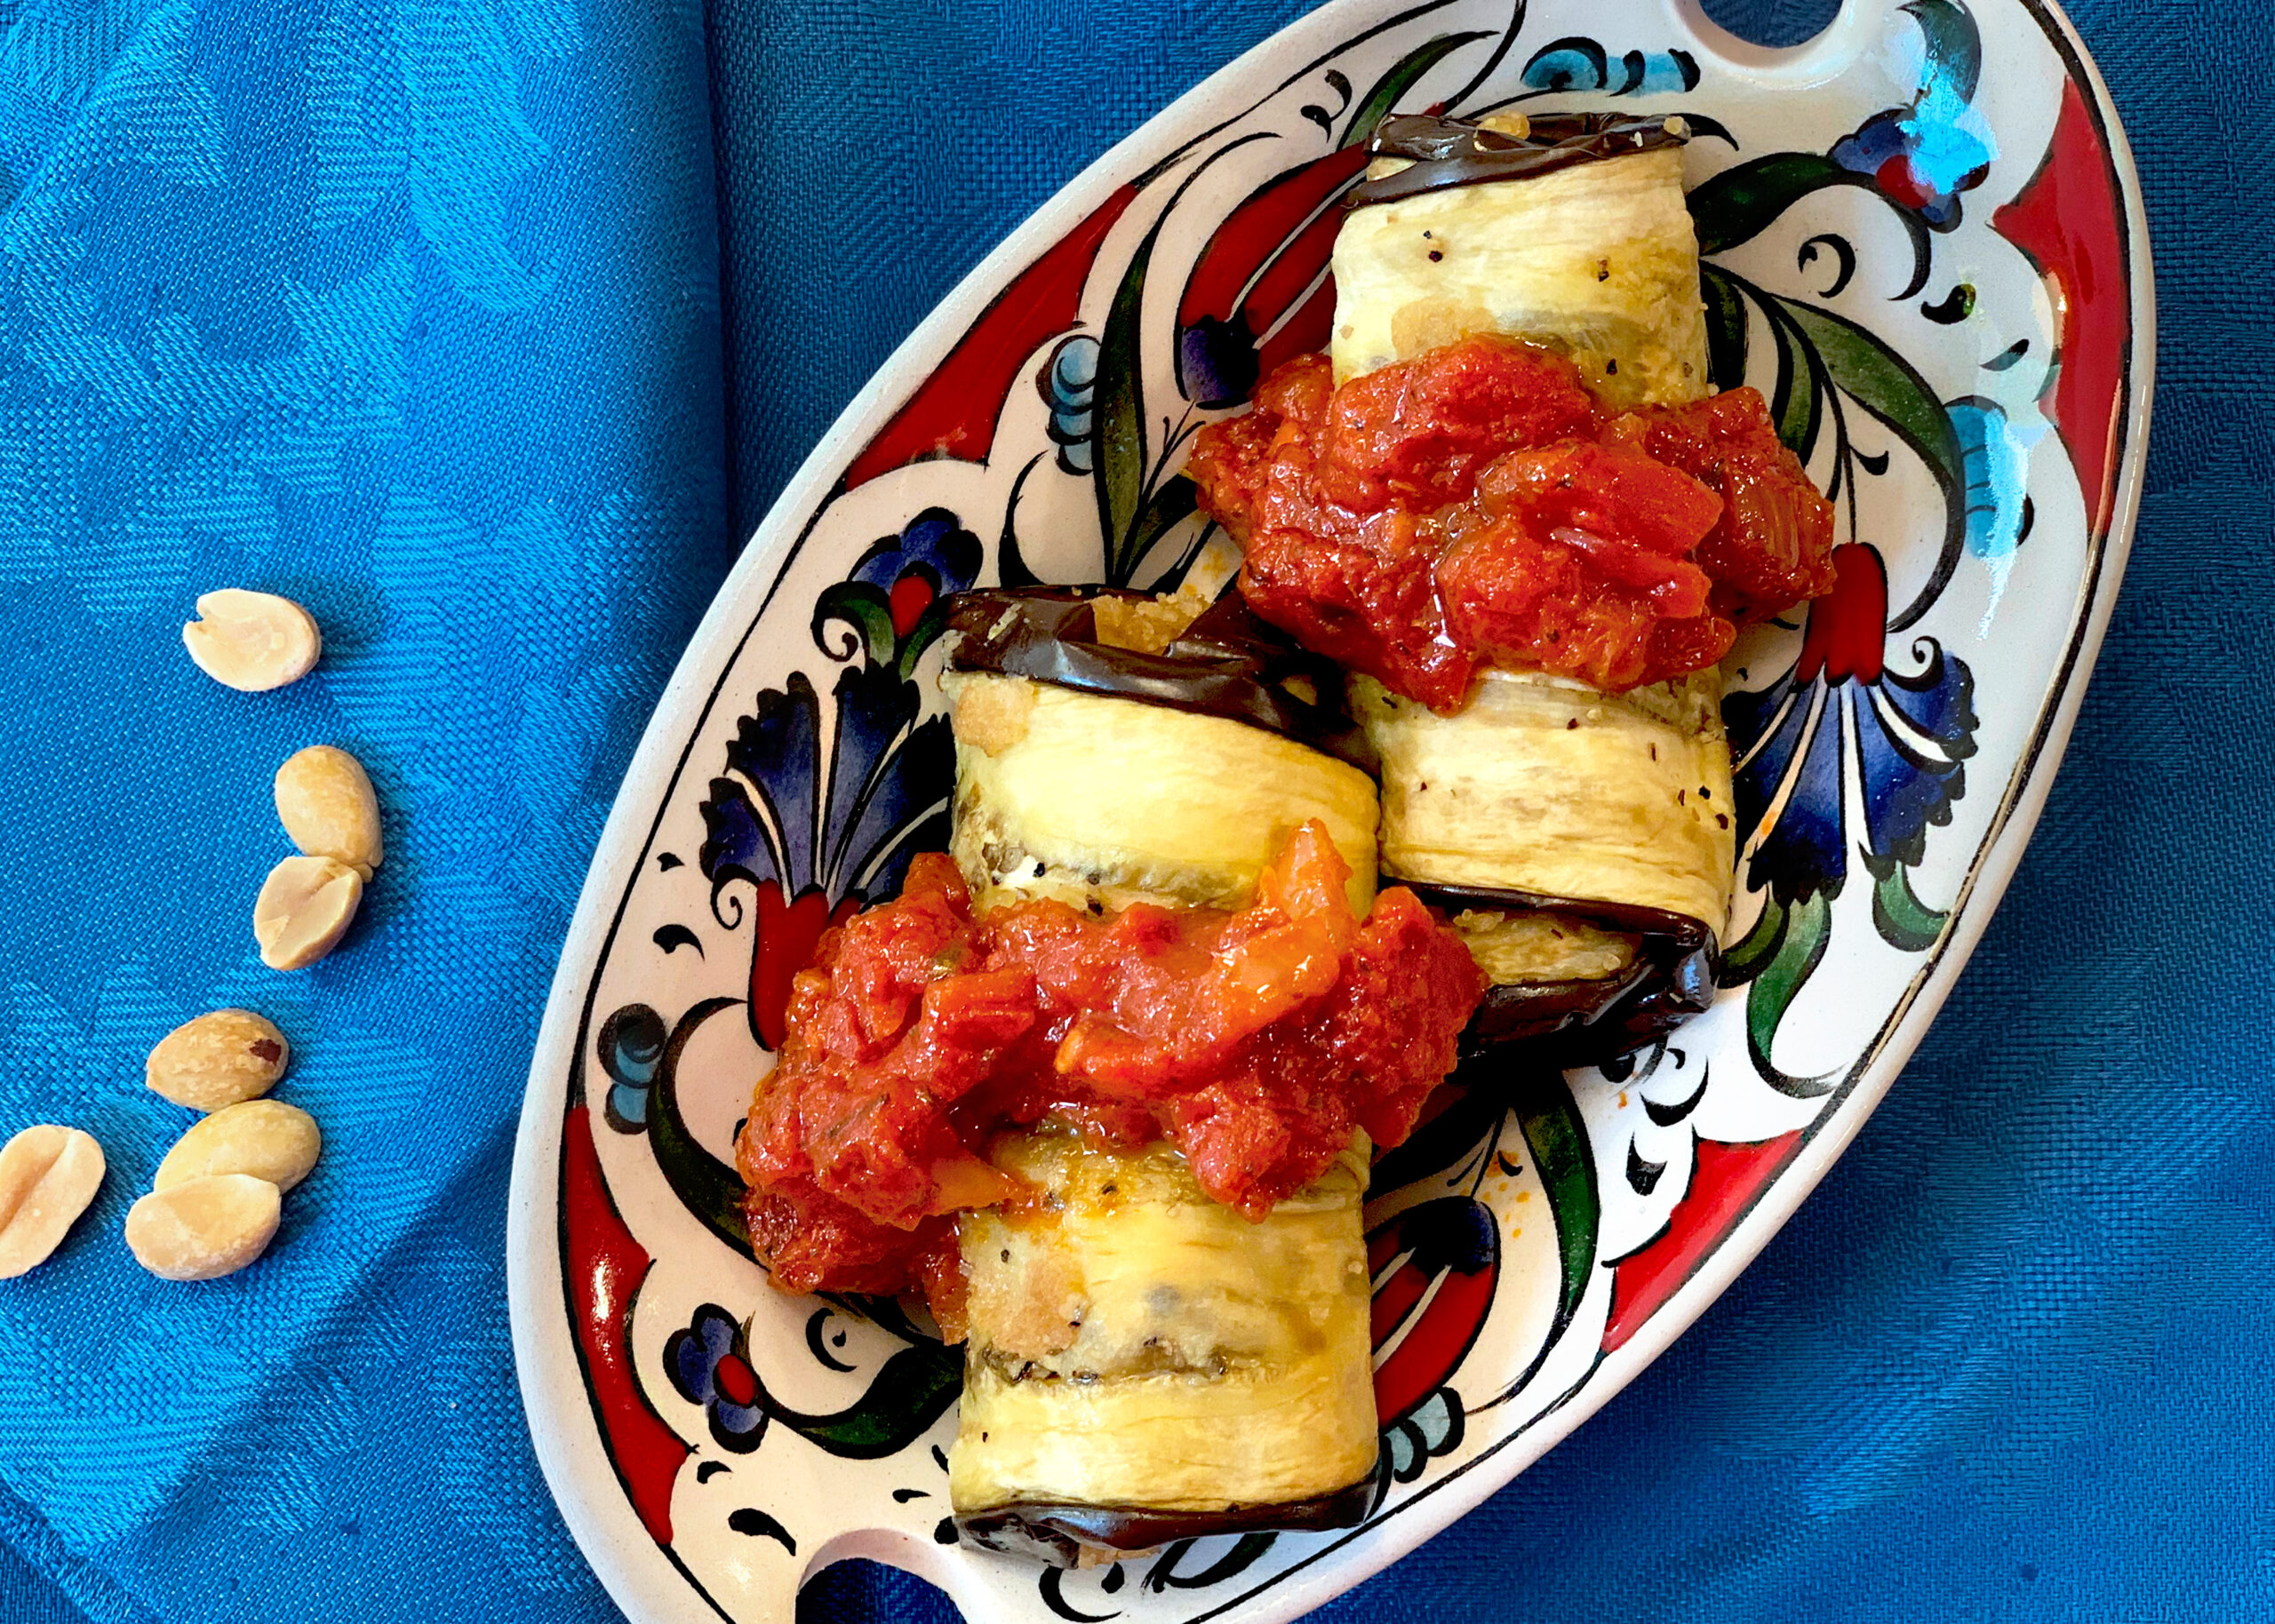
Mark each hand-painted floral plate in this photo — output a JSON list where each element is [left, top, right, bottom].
[[507, 1, 2151, 1619]]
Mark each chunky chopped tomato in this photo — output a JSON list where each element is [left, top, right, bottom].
[[1189, 335, 1838, 708], [1599, 389, 1840, 625], [738, 829, 1485, 1302]]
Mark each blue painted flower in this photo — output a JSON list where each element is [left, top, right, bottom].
[[1828, 0, 1992, 231], [1039, 334, 1099, 472], [1382, 1387, 1465, 1485], [596, 1003, 666, 1133], [666, 1304, 768, 1453], [1174, 315, 1258, 413], [1728, 545, 1978, 912], [1723, 545, 1978, 1091], [698, 511, 971, 1047], [842, 506, 986, 641], [1830, 107, 1991, 231]]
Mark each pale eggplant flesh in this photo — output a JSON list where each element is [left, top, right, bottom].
[[949, 1134, 1379, 1563], [943, 587, 1379, 918], [1332, 111, 1709, 405], [1353, 668, 1733, 1062]]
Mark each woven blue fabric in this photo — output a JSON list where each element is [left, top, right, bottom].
[[0, 1, 2263, 1622]]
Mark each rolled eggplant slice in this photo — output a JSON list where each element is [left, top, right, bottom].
[[950, 1133, 1377, 1562], [943, 589, 1379, 917], [1325, 113, 1736, 1058], [1333, 112, 1709, 406], [1355, 668, 1734, 932], [1355, 668, 1731, 1054]]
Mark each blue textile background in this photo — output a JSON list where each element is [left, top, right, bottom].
[[0, 0, 2262, 1621]]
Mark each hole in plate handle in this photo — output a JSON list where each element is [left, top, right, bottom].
[[1695, 0, 1843, 48]]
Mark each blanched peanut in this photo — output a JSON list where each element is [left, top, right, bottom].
[[274, 745, 383, 878], [155, 1101, 320, 1194], [0, 1126, 106, 1279], [181, 589, 322, 692], [253, 856, 363, 970], [124, 1175, 280, 1281], [147, 1008, 291, 1111]]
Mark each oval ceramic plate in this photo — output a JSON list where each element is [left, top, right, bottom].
[[507, 1, 2151, 1619]]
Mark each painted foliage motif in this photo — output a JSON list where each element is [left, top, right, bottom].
[[544, 3, 2139, 1620]]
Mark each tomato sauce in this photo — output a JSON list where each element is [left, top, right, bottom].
[[1186, 337, 1837, 710], [738, 824, 1484, 1302]]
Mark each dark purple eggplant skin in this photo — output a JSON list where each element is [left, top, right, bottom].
[[943, 586, 1370, 767], [1404, 882, 1718, 1065], [1348, 110, 1690, 209], [954, 1473, 1378, 1566]]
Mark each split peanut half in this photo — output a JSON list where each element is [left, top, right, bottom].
[[181, 590, 322, 692], [253, 856, 363, 971], [124, 1174, 281, 1281], [154, 1101, 321, 1194], [0, 1126, 107, 1279]]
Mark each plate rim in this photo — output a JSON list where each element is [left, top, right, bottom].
[[507, 0, 2157, 1617]]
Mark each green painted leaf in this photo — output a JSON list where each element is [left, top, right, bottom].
[[1871, 859, 1947, 951], [763, 1341, 963, 1459], [1115, 474, 1200, 585], [1515, 1073, 1599, 1346], [650, 997, 752, 1252], [1700, 265, 1749, 394], [1744, 890, 1836, 1099], [1341, 31, 1494, 148], [894, 601, 952, 683], [1090, 233, 1153, 584], [1718, 893, 1787, 988], [1773, 294, 1964, 498], [811, 582, 896, 668], [1765, 302, 1823, 461], [1688, 154, 1850, 255]]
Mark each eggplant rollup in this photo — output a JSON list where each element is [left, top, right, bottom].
[[1323, 112, 1731, 1055], [950, 1132, 1377, 1563], [1332, 112, 1710, 406], [1353, 667, 1732, 1055], [1354, 669, 1732, 928], [943, 589, 1378, 917]]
